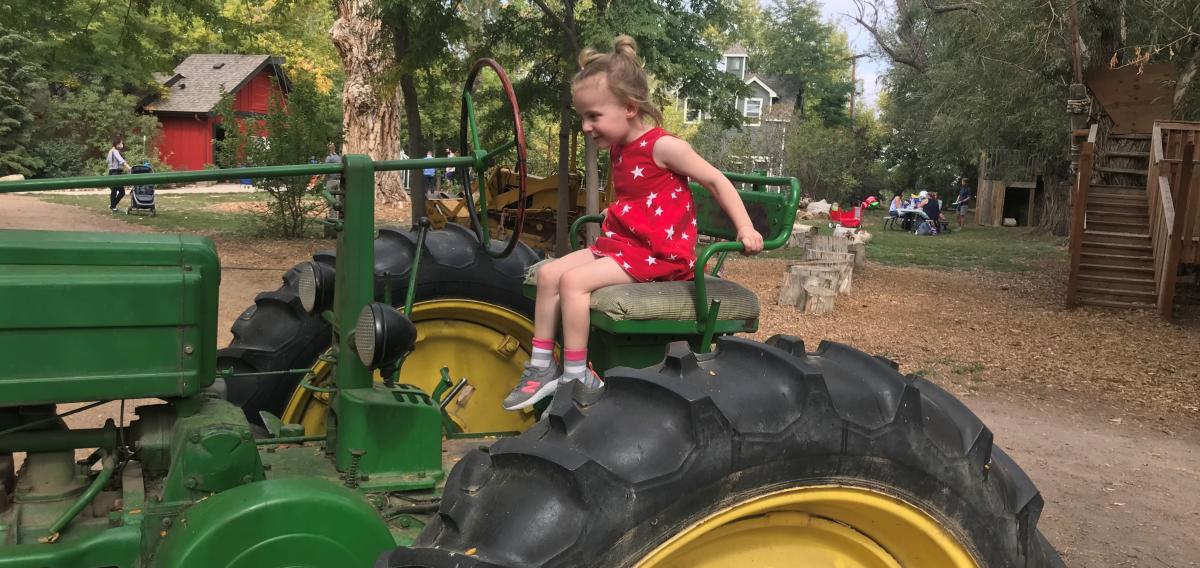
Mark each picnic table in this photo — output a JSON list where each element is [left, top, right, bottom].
[[891, 208, 928, 231]]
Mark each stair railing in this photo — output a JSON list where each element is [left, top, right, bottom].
[[1066, 123, 1097, 308], [1147, 120, 1199, 320]]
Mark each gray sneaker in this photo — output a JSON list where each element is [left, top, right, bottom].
[[503, 362, 563, 411], [562, 368, 603, 393]]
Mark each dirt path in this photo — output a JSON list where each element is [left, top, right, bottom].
[[4, 195, 1198, 567]]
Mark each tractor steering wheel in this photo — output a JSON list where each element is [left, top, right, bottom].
[[458, 58, 528, 259]]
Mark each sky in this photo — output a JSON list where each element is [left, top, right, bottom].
[[816, 0, 888, 110]]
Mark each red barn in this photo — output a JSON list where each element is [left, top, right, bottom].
[[142, 55, 291, 171]]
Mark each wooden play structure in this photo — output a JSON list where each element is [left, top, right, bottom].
[[974, 149, 1042, 227], [1063, 62, 1200, 319]]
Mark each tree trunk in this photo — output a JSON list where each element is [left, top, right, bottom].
[[1037, 171, 1070, 236], [553, 2, 576, 257], [399, 73, 427, 217], [331, 0, 406, 205], [585, 136, 599, 242]]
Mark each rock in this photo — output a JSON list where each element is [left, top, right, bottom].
[[0, 174, 26, 183], [832, 226, 856, 239], [1003, 217, 1018, 227], [806, 199, 831, 216]]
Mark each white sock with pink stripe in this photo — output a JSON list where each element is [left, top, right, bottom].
[[530, 337, 555, 369]]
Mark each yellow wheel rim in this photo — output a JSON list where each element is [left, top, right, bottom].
[[281, 299, 537, 435], [636, 485, 979, 568]]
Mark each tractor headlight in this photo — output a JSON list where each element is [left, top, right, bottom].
[[298, 261, 335, 314], [353, 302, 417, 372]]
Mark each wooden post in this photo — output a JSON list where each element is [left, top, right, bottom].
[[1161, 141, 1194, 319], [1066, 141, 1094, 308], [584, 137, 600, 243]]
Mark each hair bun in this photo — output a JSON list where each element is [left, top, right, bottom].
[[612, 35, 639, 61], [577, 47, 603, 70]]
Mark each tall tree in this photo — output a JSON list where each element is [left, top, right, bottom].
[[0, 26, 42, 176], [331, 0, 406, 202], [757, 0, 854, 125]]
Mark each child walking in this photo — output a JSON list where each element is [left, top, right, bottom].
[[503, 36, 764, 411]]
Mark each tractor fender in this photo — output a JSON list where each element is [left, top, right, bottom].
[[150, 477, 393, 568]]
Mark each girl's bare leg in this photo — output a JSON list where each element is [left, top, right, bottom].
[[558, 257, 635, 350], [533, 249, 598, 340]]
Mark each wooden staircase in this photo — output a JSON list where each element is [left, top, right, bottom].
[[1075, 134, 1156, 309]]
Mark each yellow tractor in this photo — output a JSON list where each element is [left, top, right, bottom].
[[425, 167, 607, 254]]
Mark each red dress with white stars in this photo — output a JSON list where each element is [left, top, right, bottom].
[[590, 127, 697, 282]]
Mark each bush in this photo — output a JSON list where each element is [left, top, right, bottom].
[[28, 84, 165, 177], [31, 140, 89, 178], [215, 73, 342, 237]]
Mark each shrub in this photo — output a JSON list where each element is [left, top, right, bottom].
[[215, 73, 342, 237]]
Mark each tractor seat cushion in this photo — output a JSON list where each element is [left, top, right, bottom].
[[524, 259, 760, 322]]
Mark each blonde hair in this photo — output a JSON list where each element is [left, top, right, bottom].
[[573, 35, 664, 126]]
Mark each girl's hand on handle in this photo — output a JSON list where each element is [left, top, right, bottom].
[[737, 227, 763, 255]]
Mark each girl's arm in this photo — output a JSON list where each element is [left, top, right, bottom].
[[653, 137, 763, 254]]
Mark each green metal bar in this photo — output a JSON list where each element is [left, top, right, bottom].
[[481, 138, 517, 163], [374, 157, 475, 172], [0, 426, 118, 452], [0, 163, 341, 193], [693, 241, 744, 322], [570, 214, 604, 250], [44, 453, 116, 542], [0, 157, 481, 195], [463, 92, 490, 242], [255, 435, 326, 445], [465, 93, 484, 155], [298, 375, 334, 394], [220, 368, 312, 380], [0, 401, 108, 438], [334, 154, 377, 391], [699, 299, 722, 353], [711, 251, 730, 276], [403, 222, 430, 317]]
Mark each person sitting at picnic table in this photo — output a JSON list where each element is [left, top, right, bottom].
[[916, 191, 943, 235], [889, 193, 902, 218]]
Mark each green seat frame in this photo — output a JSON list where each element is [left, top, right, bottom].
[[561, 172, 800, 371]]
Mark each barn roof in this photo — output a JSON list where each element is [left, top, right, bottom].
[[143, 54, 289, 115]]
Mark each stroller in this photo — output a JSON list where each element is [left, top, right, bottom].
[[127, 163, 156, 216]]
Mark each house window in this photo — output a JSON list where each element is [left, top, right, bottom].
[[684, 99, 702, 123], [743, 97, 763, 124], [725, 56, 744, 79]]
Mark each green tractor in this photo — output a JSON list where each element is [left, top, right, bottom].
[[0, 60, 1063, 567]]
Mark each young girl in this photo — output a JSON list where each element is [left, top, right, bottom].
[[503, 36, 764, 411]]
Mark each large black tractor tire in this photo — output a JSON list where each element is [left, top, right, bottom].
[[378, 336, 1064, 568], [216, 223, 541, 425]]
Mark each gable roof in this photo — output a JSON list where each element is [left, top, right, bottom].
[[143, 54, 289, 115], [745, 76, 778, 99], [723, 43, 748, 57]]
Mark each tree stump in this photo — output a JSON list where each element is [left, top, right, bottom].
[[777, 262, 845, 309], [788, 223, 818, 248], [796, 255, 854, 294], [803, 286, 837, 315], [847, 242, 866, 267], [807, 235, 849, 256]]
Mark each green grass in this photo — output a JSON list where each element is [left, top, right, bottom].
[[36, 191, 324, 238], [764, 208, 1067, 272]]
